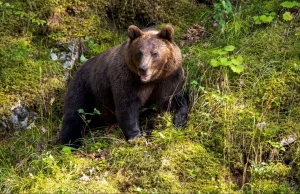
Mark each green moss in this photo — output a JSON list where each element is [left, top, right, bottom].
[[1, 152, 117, 193], [1, 0, 300, 193], [160, 141, 234, 193], [98, 0, 206, 30], [0, 58, 64, 116], [242, 0, 283, 15], [108, 137, 236, 193], [251, 162, 291, 180], [0, 36, 64, 116], [247, 179, 292, 194]]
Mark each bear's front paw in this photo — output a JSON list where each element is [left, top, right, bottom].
[[126, 131, 142, 141], [174, 114, 187, 127], [173, 108, 188, 127]]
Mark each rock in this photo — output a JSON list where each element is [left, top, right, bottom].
[[279, 135, 297, 147], [5, 100, 38, 131], [8, 101, 29, 131], [50, 52, 58, 61], [0, 120, 7, 133], [63, 60, 74, 69], [60, 51, 67, 61], [62, 38, 80, 70], [256, 121, 266, 130], [49, 38, 82, 85]]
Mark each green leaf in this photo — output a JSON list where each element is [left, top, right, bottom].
[[260, 15, 273, 23], [78, 109, 85, 114], [93, 108, 101, 115], [265, 16, 274, 23], [214, 3, 221, 9], [219, 20, 226, 27], [212, 49, 228, 55], [280, 1, 300, 8], [198, 86, 205, 92], [220, 57, 228, 65], [232, 56, 243, 65], [231, 59, 240, 65], [218, 51, 228, 55], [253, 16, 262, 24], [15, 11, 26, 17], [190, 80, 198, 86], [211, 59, 220, 67], [283, 12, 293, 21], [224, 45, 235, 52], [212, 49, 222, 55], [61, 146, 73, 155], [4, 2, 14, 8], [237, 56, 244, 63], [80, 54, 88, 63], [269, 12, 276, 16], [224, 61, 232, 66], [151, 105, 158, 111], [230, 65, 243, 74], [259, 15, 267, 21]]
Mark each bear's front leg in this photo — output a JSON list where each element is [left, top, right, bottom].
[[173, 95, 189, 127], [115, 101, 142, 140], [158, 94, 189, 127]]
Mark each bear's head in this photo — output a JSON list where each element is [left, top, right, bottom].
[[126, 25, 182, 83]]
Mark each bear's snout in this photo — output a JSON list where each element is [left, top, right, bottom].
[[138, 65, 148, 75]]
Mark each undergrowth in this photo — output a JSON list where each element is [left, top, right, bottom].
[[0, 0, 300, 193]]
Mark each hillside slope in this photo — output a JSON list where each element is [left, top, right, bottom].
[[0, 0, 299, 193]]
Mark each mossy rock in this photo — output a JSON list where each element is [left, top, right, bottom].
[[0, 36, 64, 117], [109, 136, 236, 193]]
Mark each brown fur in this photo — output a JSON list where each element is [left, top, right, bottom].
[[60, 25, 188, 146]]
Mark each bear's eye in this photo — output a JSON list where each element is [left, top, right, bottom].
[[136, 51, 143, 58], [152, 52, 159, 58]]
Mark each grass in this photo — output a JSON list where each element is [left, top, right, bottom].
[[1, 0, 300, 193]]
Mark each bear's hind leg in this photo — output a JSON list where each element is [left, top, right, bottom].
[[60, 78, 95, 147], [60, 118, 85, 147]]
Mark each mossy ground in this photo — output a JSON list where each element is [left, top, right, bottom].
[[1, 0, 300, 193]]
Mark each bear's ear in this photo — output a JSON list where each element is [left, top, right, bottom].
[[157, 25, 174, 42], [128, 25, 143, 41]]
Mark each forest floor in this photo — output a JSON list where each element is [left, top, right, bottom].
[[0, 0, 300, 193]]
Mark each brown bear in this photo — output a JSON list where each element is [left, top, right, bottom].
[[60, 25, 188, 146]]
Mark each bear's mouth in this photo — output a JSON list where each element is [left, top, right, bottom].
[[140, 75, 151, 83]]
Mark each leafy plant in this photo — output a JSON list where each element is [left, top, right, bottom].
[[90, 140, 110, 153], [48, 32, 64, 41], [213, 0, 233, 27], [0, 1, 14, 21], [253, 12, 276, 24], [77, 108, 101, 147], [280, 1, 300, 8], [4, 39, 32, 62], [282, 11, 293, 21], [60, 146, 73, 155], [80, 54, 88, 63], [280, 1, 299, 21], [15, 10, 46, 26], [78, 108, 101, 126], [84, 36, 102, 54], [210, 45, 244, 74], [0, 2, 14, 9], [268, 141, 286, 152], [190, 80, 205, 92]]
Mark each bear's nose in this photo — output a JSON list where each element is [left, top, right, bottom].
[[138, 65, 148, 75]]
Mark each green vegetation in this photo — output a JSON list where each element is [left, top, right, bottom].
[[210, 45, 244, 74], [0, 0, 300, 193]]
